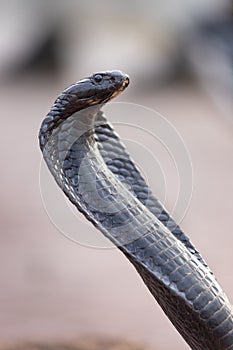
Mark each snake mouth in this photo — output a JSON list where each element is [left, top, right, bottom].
[[121, 76, 130, 90], [106, 75, 130, 101]]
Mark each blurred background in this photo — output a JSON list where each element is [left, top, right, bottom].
[[1, 1, 233, 349]]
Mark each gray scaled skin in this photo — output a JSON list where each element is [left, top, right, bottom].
[[39, 70, 233, 350]]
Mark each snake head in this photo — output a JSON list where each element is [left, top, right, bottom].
[[39, 71, 129, 150], [63, 70, 130, 108]]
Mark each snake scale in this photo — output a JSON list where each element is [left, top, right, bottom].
[[39, 70, 233, 349]]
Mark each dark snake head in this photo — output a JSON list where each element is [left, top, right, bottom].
[[63, 70, 130, 109], [39, 70, 129, 149]]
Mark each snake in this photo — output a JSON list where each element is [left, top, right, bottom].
[[39, 70, 233, 349]]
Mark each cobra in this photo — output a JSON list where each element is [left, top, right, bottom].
[[39, 70, 233, 349]]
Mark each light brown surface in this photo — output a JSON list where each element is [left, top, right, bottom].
[[1, 77, 233, 350], [0, 338, 149, 350]]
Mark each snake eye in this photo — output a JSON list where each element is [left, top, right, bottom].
[[94, 74, 103, 83]]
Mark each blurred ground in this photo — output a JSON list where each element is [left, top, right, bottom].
[[1, 76, 233, 350], [1, 1, 233, 350], [0, 338, 149, 350]]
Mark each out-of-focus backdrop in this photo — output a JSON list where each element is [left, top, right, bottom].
[[1, 1, 233, 350]]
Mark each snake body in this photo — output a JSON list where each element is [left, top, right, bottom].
[[39, 71, 233, 349]]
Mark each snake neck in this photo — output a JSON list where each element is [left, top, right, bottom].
[[39, 90, 103, 151], [41, 105, 233, 349]]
